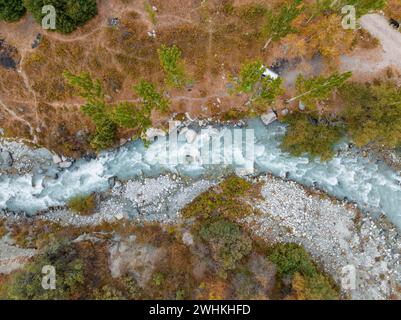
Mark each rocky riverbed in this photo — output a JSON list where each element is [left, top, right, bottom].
[[245, 175, 401, 300]]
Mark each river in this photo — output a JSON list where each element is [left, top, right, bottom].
[[0, 119, 400, 229]]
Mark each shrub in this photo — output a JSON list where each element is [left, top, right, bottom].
[[181, 176, 255, 220], [199, 218, 252, 275], [340, 82, 401, 149], [302, 273, 339, 300], [158, 44, 187, 88], [268, 243, 317, 277], [24, 0, 98, 33], [0, 0, 26, 22], [0, 240, 85, 299], [268, 243, 340, 300], [0, 240, 136, 300], [144, 0, 156, 24], [152, 272, 165, 287], [68, 194, 96, 215], [281, 112, 342, 161], [88, 115, 117, 150]]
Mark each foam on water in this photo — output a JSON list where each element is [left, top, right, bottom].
[[0, 120, 400, 229]]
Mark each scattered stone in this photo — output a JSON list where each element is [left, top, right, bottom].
[[235, 168, 253, 176], [72, 233, 100, 243], [147, 29, 157, 38], [0, 40, 18, 70], [108, 176, 117, 188], [0, 238, 36, 274], [245, 175, 401, 300], [299, 101, 306, 111], [281, 108, 289, 116], [31, 33, 42, 49], [182, 231, 194, 246], [108, 17, 120, 27]]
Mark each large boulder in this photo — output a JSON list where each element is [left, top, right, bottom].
[[261, 111, 277, 126], [144, 128, 166, 142]]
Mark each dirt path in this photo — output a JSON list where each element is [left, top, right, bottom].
[[0, 98, 38, 143], [341, 14, 401, 75], [359, 14, 401, 69]]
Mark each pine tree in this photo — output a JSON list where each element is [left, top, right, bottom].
[[234, 60, 284, 110], [24, 0, 98, 33], [64, 71, 116, 150], [0, 0, 25, 22], [235, 60, 264, 94], [288, 71, 353, 109], [133, 80, 169, 113], [157, 44, 187, 88], [262, 0, 304, 49]]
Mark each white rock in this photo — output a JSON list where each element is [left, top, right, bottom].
[[299, 101, 306, 111], [185, 112, 196, 122], [168, 120, 182, 133], [182, 231, 194, 246], [185, 129, 197, 144], [261, 111, 277, 126], [281, 108, 289, 116], [118, 242, 128, 253], [58, 161, 72, 169], [115, 213, 124, 220], [235, 168, 253, 176], [145, 127, 166, 142], [52, 154, 62, 164], [206, 126, 219, 136]]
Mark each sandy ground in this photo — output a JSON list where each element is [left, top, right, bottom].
[[341, 13, 401, 80]]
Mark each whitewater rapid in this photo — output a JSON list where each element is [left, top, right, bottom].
[[0, 120, 400, 229]]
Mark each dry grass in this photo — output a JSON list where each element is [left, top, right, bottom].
[[0, 0, 389, 155]]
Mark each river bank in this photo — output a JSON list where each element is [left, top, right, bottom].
[[1, 171, 400, 299]]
